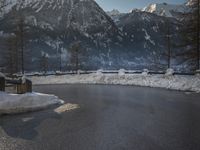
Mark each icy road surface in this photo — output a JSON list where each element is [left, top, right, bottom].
[[0, 84, 200, 150]]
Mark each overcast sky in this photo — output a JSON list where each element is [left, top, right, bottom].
[[95, 0, 187, 12]]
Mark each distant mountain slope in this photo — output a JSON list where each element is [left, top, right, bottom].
[[0, 0, 194, 72], [106, 9, 126, 23], [0, 0, 124, 70], [116, 10, 183, 70], [142, 2, 188, 18], [107, 9, 120, 16]]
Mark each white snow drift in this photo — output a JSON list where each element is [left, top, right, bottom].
[[0, 92, 64, 115], [30, 73, 200, 93], [54, 103, 80, 114]]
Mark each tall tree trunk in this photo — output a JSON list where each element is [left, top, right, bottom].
[[19, 17, 24, 74], [75, 48, 79, 74], [197, 0, 200, 69], [59, 49, 62, 72], [165, 19, 171, 69], [167, 22, 171, 69]]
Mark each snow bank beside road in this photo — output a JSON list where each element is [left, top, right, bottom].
[[0, 92, 64, 115], [30, 74, 200, 93]]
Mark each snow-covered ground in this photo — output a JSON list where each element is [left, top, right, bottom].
[[30, 73, 200, 93], [0, 92, 64, 115]]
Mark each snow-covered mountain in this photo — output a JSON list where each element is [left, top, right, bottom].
[[116, 9, 187, 70], [106, 9, 126, 23], [186, 0, 196, 6], [0, 0, 124, 70], [107, 9, 120, 16], [142, 2, 188, 18], [0, 0, 194, 72]]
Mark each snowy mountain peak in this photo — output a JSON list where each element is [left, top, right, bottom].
[[107, 9, 120, 16], [186, 0, 196, 6], [142, 2, 187, 18]]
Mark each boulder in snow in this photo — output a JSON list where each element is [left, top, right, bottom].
[[56, 71, 63, 75], [118, 69, 126, 75], [195, 70, 200, 76], [142, 69, 149, 76], [165, 68, 174, 76], [96, 69, 103, 75], [77, 70, 82, 75]]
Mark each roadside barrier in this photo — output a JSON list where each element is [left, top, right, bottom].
[[5, 78, 32, 94]]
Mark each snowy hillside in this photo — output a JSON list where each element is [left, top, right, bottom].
[[0, 0, 123, 70], [142, 2, 188, 18], [0, 0, 194, 72], [1, 0, 74, 15], [115, 10, 188, 71]]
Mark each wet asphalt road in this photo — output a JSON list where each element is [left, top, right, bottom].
[[0, 84, 200, 150]]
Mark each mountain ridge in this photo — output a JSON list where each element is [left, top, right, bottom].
[[142, 2, 189, 18]]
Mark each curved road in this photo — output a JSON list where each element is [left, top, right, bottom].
[[0, 84, 200, 150]]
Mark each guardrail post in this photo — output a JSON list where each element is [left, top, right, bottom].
[[26, 79, 32, 93], [195, 70, 200, 76], [0, 77, 5, 91], [17, 79, 32, 94]]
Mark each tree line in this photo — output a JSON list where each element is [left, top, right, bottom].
[[0, 0, 199, 74], [165, 0, 200, 71]]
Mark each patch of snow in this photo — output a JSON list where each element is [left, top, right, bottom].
[[96, 69, 103, 75], [118, 69, 125, 76], [0, 72, 5, 78], [0, 92, 64, 115], [35, 3, 44, 13], [54, 103, 79, 114], [142, 29, 155, 45], [39, 21, 54, 30], [142, 2, 188, 18], [77, 70, 83, 75], [142, 69, 149, 76], [30, 74, 200, 93], [165, 68, 174, 76], [152, 25, 159, 32], [22, 117, 34, 122], [21, 75, 28, 84], [196, 70, 200, 76]]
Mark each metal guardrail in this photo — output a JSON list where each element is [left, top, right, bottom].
[[22, 70, 196, 77], [0, 70, 196, 93]]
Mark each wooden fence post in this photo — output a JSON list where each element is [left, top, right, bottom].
[[0, 77, 5, 91], [26, 79, 32, 93], [17, 79, 32, 94]]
